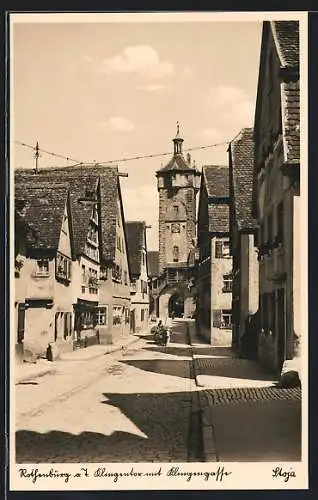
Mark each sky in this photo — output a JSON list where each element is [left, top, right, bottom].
[[12, 15, 263, 250]]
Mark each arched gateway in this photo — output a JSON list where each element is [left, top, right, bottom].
[[168, 293, 184, 318]]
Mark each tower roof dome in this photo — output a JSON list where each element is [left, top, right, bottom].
[[157, 122, 194, 174]]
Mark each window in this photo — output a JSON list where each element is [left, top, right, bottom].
[[141, 309, 145, 322], [113, 305, 123, 326], [142, 253, 145, 266], [112, 264, 122, 283], [88, 268, 98, 294], [81, 265, 86, 282], [124, 270, 128, 286], [223, 274, 232, 293], [223, 240, 230, 257], [87, 226, 98, 245], [96, 306, 108, 326], [173, 205, 179, 216], [141, 280, 148, 294], [215, 239, 230, 258], [221, 310, 232, 329], [80, 310, 95, 330], [56, 252, 72, 281], [173, 245, 179, 262], [63, 312, 72, 340], [35, 259, 49, 276], [116, 235, 121, 251]]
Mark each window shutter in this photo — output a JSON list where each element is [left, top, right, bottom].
[[215, 241, 223, 258], [213, 309, 222, 328]]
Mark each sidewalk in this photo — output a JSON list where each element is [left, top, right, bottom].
[[15, 333, 140, 385], [186, 320, 302, 462]]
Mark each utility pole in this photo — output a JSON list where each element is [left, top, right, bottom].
[[34, 141, 41, 174]]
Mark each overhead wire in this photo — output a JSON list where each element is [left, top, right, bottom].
[[14, 138, 231, 168]]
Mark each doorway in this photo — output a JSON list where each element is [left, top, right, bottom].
[[130, 310, 136, 333], [168, 293, 184, 318], [17, 303, 25, 344], [277, 288, 286, 370]]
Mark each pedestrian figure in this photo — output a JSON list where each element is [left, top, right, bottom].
[[165, 316, 172, 345]]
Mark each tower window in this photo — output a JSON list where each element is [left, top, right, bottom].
[[173, 246, 179, 262]]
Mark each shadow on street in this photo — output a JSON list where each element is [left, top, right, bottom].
[[16, 390, 198, 463], [193, 346, 235, 357], [121, 358, 191, 379], [143, 345, 192, 357], [196, 357, 276, 381]]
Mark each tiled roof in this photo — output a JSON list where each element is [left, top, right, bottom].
[[15, 165, 122, 262], [15, 181, 69, 251], [203, 166, 229, 198], [126, 221, 145, 277], [208, 204, 229, 234], [147, 251, 159, 278], [281, 81, 300, 163], [157, 154, 193, 173], [230, 128, 258, 231], [272, 21, 299, 68]]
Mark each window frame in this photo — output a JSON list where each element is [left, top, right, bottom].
[[35, 258, 50, 277]]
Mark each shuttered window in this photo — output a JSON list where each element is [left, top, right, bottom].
[[215, 241, 223, 258], [213, 309, 222, 328]]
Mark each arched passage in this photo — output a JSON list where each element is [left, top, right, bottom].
[[168, 293, 184, 318]]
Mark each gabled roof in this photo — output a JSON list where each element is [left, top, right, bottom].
[[15, 181, 70, 251], [15, 165, 123, 262], [254, 21, 300, 167], [147, 251, 159, 278], [208, 204, 229, 234], [199, 166, 230, 234], [203, 165, 229, 198], [157, 154, 193, 173], [125, 221, 146, 277], [271, 21, 299, 68], [230, 128, 258, 232]]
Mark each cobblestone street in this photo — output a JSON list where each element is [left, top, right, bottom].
[[15, 320, 302, 464], [15, 321, 201, 463]]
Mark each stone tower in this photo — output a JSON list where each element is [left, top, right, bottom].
[[155, 124, 201, 318]]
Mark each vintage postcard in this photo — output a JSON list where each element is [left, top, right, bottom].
[[9, 11, 308, 491]]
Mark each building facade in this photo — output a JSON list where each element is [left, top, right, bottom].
[[253, 21, 300, 373], [228, 128, 259, 358], [197, 166, 232, 345], [14, 164, 132, 357], [14, 181, 75, 359], [126, 221, 150, 333], [151, 126, 201, 319]]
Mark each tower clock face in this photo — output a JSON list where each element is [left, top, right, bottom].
[[171, 223, 181, 233]]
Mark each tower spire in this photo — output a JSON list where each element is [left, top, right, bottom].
[[173, 121, 184, 155]]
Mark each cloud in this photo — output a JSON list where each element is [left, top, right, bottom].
[[102, 45, 174, 79], [138, 83, 169, 92], [96, 116, 135, 132], [206, 86, 255, 128]]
